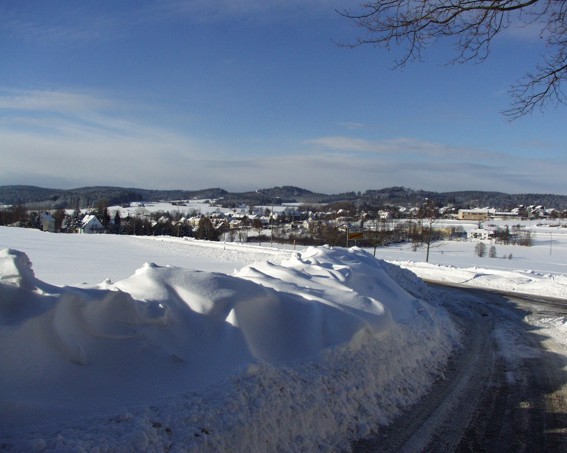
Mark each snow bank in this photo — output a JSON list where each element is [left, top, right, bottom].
[[393, 260, 567, 299], [0, 248, 36, 289], [0, 246, 458, 452]]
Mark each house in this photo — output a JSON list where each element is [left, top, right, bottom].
[[458, 209, 493, 221], [467, 228, 495, 241], [40, 212, 56, 233], [491, 211, 519, 220], [80, 215, 105, 234]]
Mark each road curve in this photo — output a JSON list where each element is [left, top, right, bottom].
[[353, 284, 567, 452]]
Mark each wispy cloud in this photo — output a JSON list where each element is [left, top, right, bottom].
[[337, 122, 365, 130], [146, 0, 347, 23], [1, 88, 565, 194], [0, 88, 154, 141], [171, 149, 566, 194], [1, 0, 348, 47], [1, 13, 121, 45], [0, 88, 116, 113], [305, 136, 385, 153], [0, 88, 217, 189], [304, 135, 482, 159]]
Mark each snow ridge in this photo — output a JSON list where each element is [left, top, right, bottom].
[[0, 246, 458, 452]]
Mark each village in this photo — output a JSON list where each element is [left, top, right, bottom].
[[2, 198, 562, 251]]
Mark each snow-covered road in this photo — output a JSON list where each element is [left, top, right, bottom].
[[354, 284, 567, 451]]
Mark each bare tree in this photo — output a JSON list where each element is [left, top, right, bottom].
[[252, 218, 265, 245], [339, 1, 567, 117], [408, 200, 440, 262], [475, 241, 487, 257]]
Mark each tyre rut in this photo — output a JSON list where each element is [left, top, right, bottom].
[[353, 290, 496, 452], [353, 285, 567, 452]]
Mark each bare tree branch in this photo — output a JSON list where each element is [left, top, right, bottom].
[[506, 60, 567, 117], [339, 0, 567, 117]]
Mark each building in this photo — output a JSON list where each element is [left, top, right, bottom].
[[467, 228, 495, 241], [80, 215, 105, 234], [40, 212, 56, 233], [457, 209, 492, 221]]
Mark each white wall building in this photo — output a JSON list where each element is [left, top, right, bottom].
[[80, 215, 105, 234]]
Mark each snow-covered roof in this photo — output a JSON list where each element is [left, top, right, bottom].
[[40, 212, 55, 221], [81, 215, 103, 227]]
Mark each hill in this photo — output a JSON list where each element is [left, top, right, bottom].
[[1, 185, 567, 211], [0, 186, 227, 209]]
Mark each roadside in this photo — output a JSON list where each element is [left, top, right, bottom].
[[353, 284, 567, 452]]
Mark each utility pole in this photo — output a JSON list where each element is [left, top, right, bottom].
[[270, 204, 274, 247]]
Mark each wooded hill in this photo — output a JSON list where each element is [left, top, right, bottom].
[[1, 185, 567, 211]]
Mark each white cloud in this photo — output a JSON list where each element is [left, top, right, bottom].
[[0, 88, 177, 141], [0, 88, 219, 189], [337, 122, 365, 130], [129, 148, 565, 195], [304, 135, 484, 159], [305, 136, 385, 153], [2, 122, 565, 193], [0, 88, 115, 113], [1, 88, 565, 194]]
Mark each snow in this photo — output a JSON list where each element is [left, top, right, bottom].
[[0, 222, 566, 451], [369, 221, 567, 299], [0, 227, 290, 286]]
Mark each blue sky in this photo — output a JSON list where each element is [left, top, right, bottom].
[[1, 0, 566, 195]]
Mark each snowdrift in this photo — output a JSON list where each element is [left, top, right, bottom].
[[392, 259, 567, 299], [0, 246, 458, 452]]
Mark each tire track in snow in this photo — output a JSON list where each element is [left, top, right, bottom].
[[353, 288, 495, 452], [354, 285, 567, 452]]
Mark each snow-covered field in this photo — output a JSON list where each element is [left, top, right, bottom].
[[371, 220, 567, 299], [0, 223, 565, 451]]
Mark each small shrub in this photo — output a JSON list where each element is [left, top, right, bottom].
[[475, 242, 487, 258]]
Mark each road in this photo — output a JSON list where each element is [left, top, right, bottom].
[[353, 284, 567, 452]]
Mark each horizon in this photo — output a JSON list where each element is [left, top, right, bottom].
[[1, 1, 566, 195], [2, 183, 567, 198]]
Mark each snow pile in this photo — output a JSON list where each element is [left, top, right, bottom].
[[393, 260, 567, 299], [0, 247, 458, 452], [0, 248, 36, 289]]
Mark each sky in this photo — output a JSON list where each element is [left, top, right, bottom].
[[1, 0, 566, 195]]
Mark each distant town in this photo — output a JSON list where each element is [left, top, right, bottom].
[[2, 184, 564, 252]]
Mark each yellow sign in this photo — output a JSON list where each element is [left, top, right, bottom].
[[348, 232, 364, 240]]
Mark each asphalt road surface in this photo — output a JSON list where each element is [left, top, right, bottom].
[[353, 284, 567, 452]]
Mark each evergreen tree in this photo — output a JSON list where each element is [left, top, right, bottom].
[[113, 210, 122, 234], [195, 217, 219, 241], [95, 199, 111, 231]]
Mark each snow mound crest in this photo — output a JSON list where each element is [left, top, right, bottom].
[[0, 246, 457, 451], [0, 249, 36, 289]]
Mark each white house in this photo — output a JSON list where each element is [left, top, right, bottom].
[[80, 215, 105, 234], [40, 212, 56, 233], [467, 228, 495, 241]]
